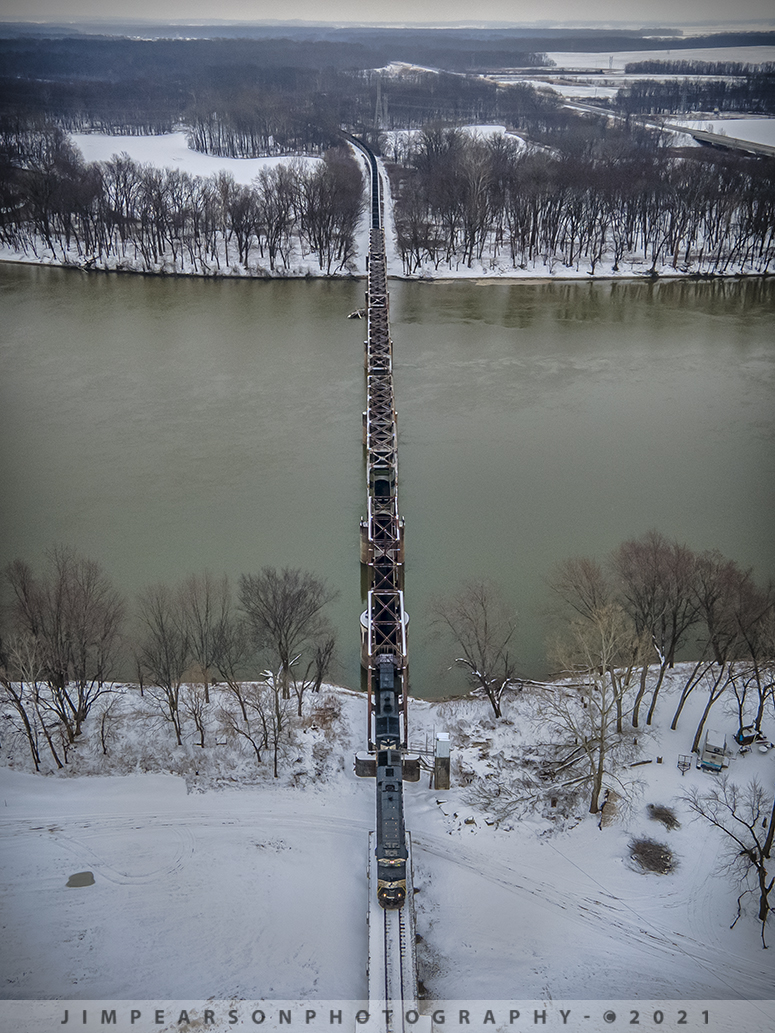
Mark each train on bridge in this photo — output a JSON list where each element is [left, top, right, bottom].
[[351, 136, 410, 910]]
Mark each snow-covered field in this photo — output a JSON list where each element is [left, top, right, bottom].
[[666, 117, 775, 148], [503, 80, 620, 101], [544, 47, 775, 72], [70, 132, 322, 187], [1, 669, 774, 1032]]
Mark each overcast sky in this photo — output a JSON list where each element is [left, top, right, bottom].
[[1, 0, 773, 28]]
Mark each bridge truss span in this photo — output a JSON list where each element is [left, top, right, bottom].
[[353, 139, 409, 751], [350, 131, 422, 1033]]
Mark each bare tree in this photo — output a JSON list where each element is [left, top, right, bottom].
[[691, 550, 751, 664], [730, 581, 775, 734], [611, 530, 700, 726], [432, 579, 519, 719], [181, 683, 208, 748], [238, 567, 337, 701], [690, 661, 736, 754], [547, 555, 614, 624], [545, 603, 643, 814], [683, 777, 775, 948], [4, 547, 125, 743], [136, 583, 189, 746], [0, 634, 45, 770], [219, 677, 292, 777], [679, 565, 775, 739], [667, 553, 737, 732], [177, 572, 235, 703], [95, 693, 121, 757], [211, 616, 253, 723], [290, 633, 336, 717]]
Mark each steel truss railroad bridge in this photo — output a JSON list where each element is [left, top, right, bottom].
[[351, 137, 424, 1032]]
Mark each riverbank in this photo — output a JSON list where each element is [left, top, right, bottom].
[[1, 246, 769, 283], [2, 130, 771, 282]]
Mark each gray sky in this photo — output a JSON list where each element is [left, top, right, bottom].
[[1, 0, 773, 27]]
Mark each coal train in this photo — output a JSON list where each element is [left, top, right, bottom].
[[349, 134, 410, 910]]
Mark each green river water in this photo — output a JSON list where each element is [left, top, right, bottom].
[[1, 265, 773, 693]]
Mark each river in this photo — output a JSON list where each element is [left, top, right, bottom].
[[1, 264, 773, 694]]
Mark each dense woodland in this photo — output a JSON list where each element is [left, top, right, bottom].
[[1, 31, 774, 276], [0, 127, 364, 274], [2, 118, 774, 277], [2, 31, 774, 142], [615, 71, 775, 116], [0, 33, 556, 140], [387, 127, 775, 275]]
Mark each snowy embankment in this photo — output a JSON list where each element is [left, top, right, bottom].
[[666, 117, 775, 149], [1, 666, 774, 1022], [3, 128, 771, 284], [0, 133, 354, 281]]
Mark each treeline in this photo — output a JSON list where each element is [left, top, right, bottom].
[[615, 73, 775, 116], [186, 72, 560, 158], [624, 59, 775, 76], [549, 530, 775, 735], [4, 534, 772, 782], [523, 530, 775, 821], [387, 127, 775, 275], [3, 31, 775, 140], [0, 549, 338, 776], [0, 125, 364, 275]]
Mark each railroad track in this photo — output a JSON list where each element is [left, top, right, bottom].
[[383, 908, 406, 1023]]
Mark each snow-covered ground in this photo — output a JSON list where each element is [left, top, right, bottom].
[[544, 47, 775, 72], [1, 668, 774, 1033], [666, 117, 775, 148], [501, 80, 620, 101], [71, 132, 322, 186]]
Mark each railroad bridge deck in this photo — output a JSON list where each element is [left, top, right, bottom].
[[356, 145, 409, 739], [352, 143, 419, 1027]]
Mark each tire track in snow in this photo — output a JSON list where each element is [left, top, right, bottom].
[[411, 830, 766, 999], [34, 822, 197, 886], [1, 809, 370, 890]]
